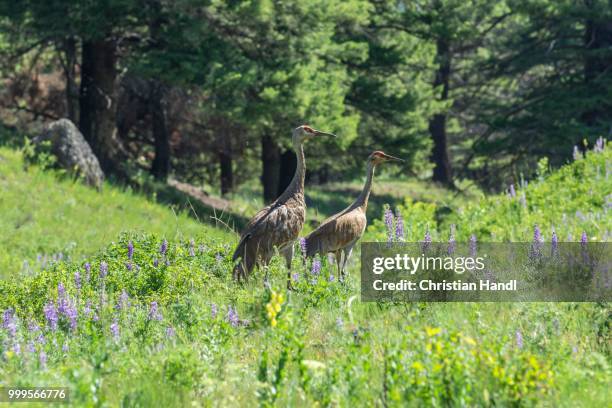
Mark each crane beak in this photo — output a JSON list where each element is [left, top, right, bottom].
[[313, 129, 336, 138], [382, 153, 404, 162]]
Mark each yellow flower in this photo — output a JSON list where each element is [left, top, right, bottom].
[[271, 318, 277, 328], [411, 361, 424, 371], [425, 326, 441, 337]]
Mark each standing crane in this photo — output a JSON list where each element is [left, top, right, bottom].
[[232, 125, 336, 283], [304, 151, 403, 278]]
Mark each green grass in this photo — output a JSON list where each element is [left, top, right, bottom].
[[0, 144, 610, 406], [0, 147, 231, 279]]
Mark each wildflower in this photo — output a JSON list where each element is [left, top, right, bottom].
[[58, 282, 66, 299], [291, 272, 300, 283], [39, 351, 47, 368], [74, 271, 81, 290], [551, 228, 559, 256], [573, 145, 581, 160], [265, 292, 284, 328], [226, 306, 239, 327], [110, 318, 120, 340], [27, 342, 36, 353], [395, 209, 404, 241], [166, 326, 176, 338], [64, 302, 78, 331], [12, 342, 21, 355], [148, 301, 163, 321], [515, 330, 524, 349], [211, 303, 218, 319], [84, 262, 91, 281], [153, 258, 159, 267], [62, 342, 69, 353], [594, 137, 605, 153], [519, 192, 527, 209], [2, 308, 17, 337], [99, 261, 108, 279], [336, 317, 344, 329], [215, 253, 222, 263], [160, 239, 168, 256], [328, 274, 335, 282], [422, 228, 432, 252], [580, 231, 588, 246], [299, 237, 307, 258], [384, 207, 394, 244], [189, 239, 196, 257], [448, 224, 456, 255], [127, 241, 134, 260], [469, 234, 477, 257], [311, 258, 322, 276], [117, 290, 130, 310], [43, 301, 58, 331], [508, 183, 516, 198]]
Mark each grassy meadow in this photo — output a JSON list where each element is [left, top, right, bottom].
[[0, 144, 610, 406]]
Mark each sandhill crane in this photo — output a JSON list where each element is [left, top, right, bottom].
[[304, 151, 403, 278], [232, 125, 336, 283]]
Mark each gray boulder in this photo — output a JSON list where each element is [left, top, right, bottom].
[[33, 119, 104, 189]]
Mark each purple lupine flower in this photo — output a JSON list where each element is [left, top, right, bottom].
[[211, 303, 218, 319], [99, 262, 108, 279], [515, 330, 524, 349], [519, 192, 527, 209], [551, 228, 559, 255], [160, 239, 168, 256], [148, 301, 163, 321], [127, 241, 134, 260], [39, 351, 47, 367], [58, 282, 66, 298], [422, 228, 432, 252], [65, 301, 78, 331], [573, 145, 581, 160], [62, 342, 69, 353], [336, 317, 344, 329], [12, 342, 21, 355], [329, 274, 335, 282], [448, 224, 456, 255], [226, 306, 239, 328], [74, 271, 81, 290], [469, 234, 477, 257], [2, 308, 17, 338], [27, 341, 36, 354], [153, 258, 159, 267], [384, 207, 394, 244], [508, 184, 516, 198], [215, 253, 222, 264], [594, 137, 605, 153], [84, 262, 91, 281], [117, 290, 130, 310], [395, 209, 404, 241], [299, 237, 307, 258], [126, 262, 133, 271], [43, 301, 58, 331], [110, 318, 120, 339], [533, 225, 543, 243], [311, 258, 322, 276], [580, 231, 588, 246], [291, 272, 300, 283], [189, 239, 196, 257], [166, 326, 176, 338]]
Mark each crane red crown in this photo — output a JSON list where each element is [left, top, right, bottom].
[[302, 125, 315, 134]]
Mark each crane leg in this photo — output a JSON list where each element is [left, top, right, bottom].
[[340, 243, 355, 280], [281, 244, 295, 290], [334, 250, 342, 279]]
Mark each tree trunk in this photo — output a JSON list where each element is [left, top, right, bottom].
[[61, 37, 79, 124], [261, 134, 280, 203], [150, 82, 171, 181], [219, 149, 233, 196], [582, 4, 612, 128], [79, 39, 124, 175], [277, 149, 297, 196], [429, 37, 453, 186]]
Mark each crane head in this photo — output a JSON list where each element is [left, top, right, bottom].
[[292, 125, 336, 143], [369, 151, 404, 165]]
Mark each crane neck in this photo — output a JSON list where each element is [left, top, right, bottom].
[[278, 138, 305, 200], [353, 161, 375, 210]]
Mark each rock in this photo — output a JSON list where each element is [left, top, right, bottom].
[[33, 119, 104, 189]]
